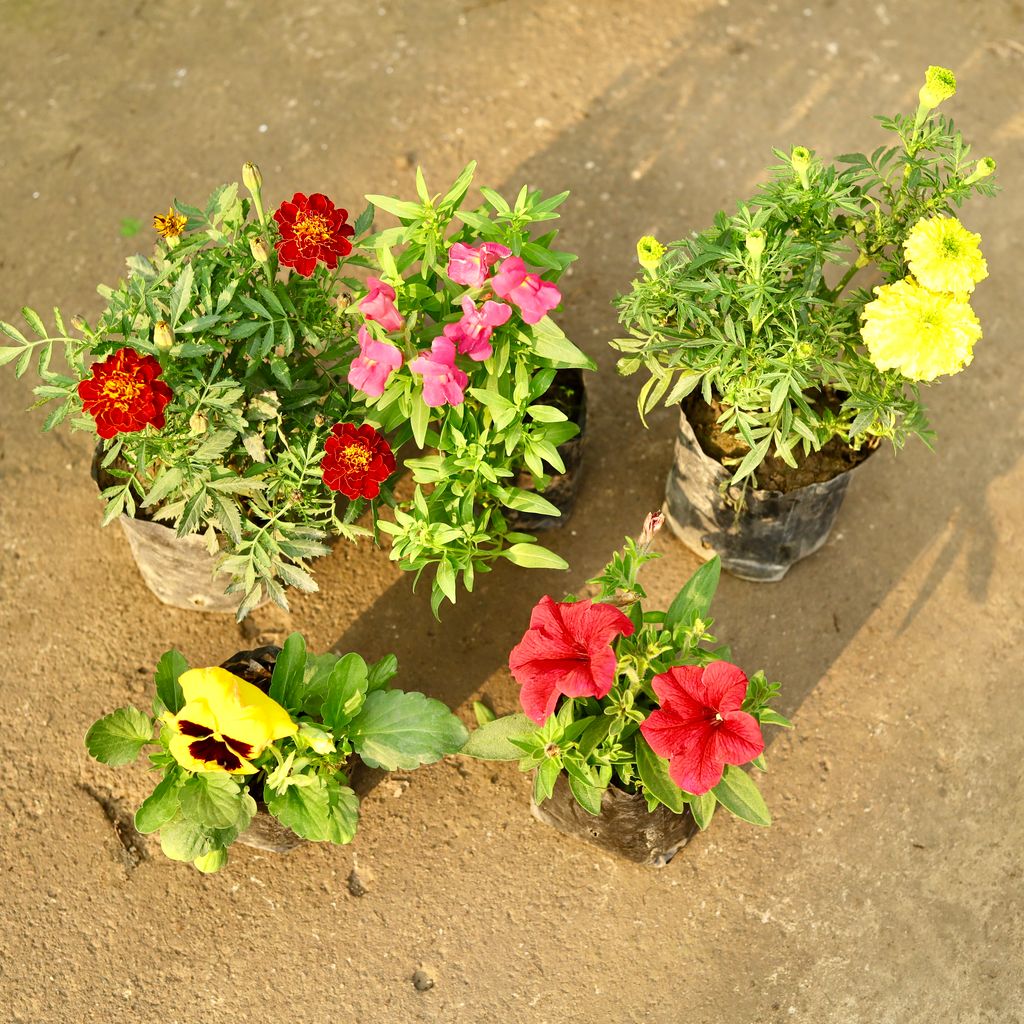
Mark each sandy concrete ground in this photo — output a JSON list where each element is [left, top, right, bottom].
[[1, 1, 1022, 1021]]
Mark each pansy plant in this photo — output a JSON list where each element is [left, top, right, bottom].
[[85, 633, 468, 872], [462, 515, 791, 829]]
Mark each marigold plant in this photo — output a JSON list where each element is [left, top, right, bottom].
[[614, 65, 998, 484]]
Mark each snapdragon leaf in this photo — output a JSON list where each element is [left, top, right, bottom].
[[460, 712, 538, 760], [85, 707, 154, 766], [525, 318, 597, 371], [711, 765, 771, 826], [348, 689, 469, 770], [135, 772, 182, 834], [634, 735, 686, 813]]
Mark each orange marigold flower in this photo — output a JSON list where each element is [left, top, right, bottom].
[[77, 348, 173, 439], [153, 206, 187, 239]]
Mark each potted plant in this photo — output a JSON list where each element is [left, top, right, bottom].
[[1, 165, 395, 616], [84, 632, 468, 871], [613, 65, 998, 580], [349, 163, 595, 615], [460, 514, 790, 866]]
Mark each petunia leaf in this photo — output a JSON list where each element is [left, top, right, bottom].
[[634, 735, 686, 813], [269, 632, 307, 712], [690, 790, 717, 830], [533, 757, 561, 804], [461, 713, 538, 761], [154, 649, 188, 715], [321, 653, 369, 732], [85, 707, 154, 766], [567, 770, 604, 816], [348, 689, 469, 771], [135, 771, 182, 834], [179, 773, 245, 830], [665, 555, 722, 629], [711, 764, 771, 826]]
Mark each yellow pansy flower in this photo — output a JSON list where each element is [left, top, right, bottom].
[[166, 667, 296, 774], [861, 277, 981, 382], [904, 216, 988, 294]]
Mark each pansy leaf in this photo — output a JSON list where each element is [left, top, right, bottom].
[[348, 689, 469, 770], [665, 555, 721, 629], [461, 712, 538, 760], [179, 773, 244, 829], [711, 764, 771, 826], [324, 777, 360, 845], [366, 653, 399, 692], [690, 790, 717, 830], [269, 632, 307, 711], [266, 776, 330, 841], [635, 735, 686, 813], [85, 707, 154, 766], [134, 771, 182, 834], [158, 816, 214, 863], [154, 649, 188, 715], [321, 653, 369, 731]]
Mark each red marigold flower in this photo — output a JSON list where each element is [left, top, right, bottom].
[[508, 596, 635, 724], [322, 422, 395, 500], [639, 662, 764, 795], [77, 347, 173, 440], [273, 192, 355, 277]]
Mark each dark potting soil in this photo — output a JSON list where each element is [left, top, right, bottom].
[[684, 394, 876, 494]]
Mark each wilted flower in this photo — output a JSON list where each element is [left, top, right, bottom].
[[249, 237, 269, 264], [153, 206, 187, 241]]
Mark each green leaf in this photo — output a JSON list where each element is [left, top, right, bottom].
[[154, 649, 188, 714], [348, 689, 468, 770], [266, 776, 330, 841], [324, 777, 360, 845], [665, 555, 721, 629], [85, 707, 153, 766], [159, 816, 213, 862], [711, 765, 771, 826], [134, 772, 182, 833], [525, 318, 596, 370], [321, 653, 369, 731], [634, 735, 685, 813], [502, 488, 560, 517], [365, 194, 423, 220], [533, 757, 561, 803], [690, 790, 717, 830], [410, 393, 430, 448], [366, 653, 399, 692], [269, 632, 307, 711], [460, 712, 537, 760], [472, 701, 496, 726], [168, 263, 195, 327], [567, 772, 603, 816], [179, 773, 244, 829], [502, 542, 568, 571], [758, 708, 793, 729]]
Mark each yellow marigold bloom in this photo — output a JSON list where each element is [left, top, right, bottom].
[[636, 235, 666, 272], [153, 206, 187, 239], [861, 278, 981, 382], [904, 216, 988, 294], [919, 65, 957, 111], [166, 667, 296, 774]]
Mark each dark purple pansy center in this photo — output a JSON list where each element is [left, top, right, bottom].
[[177, 719, 255, 771]]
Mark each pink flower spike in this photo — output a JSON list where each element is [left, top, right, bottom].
[[491, 256, 562, 325], [445, 296, 513, 362], [347, 326, 403, 397], [446, 242, 513, 287], [409, 336, 469, 408], [359, 276, 403, 332]]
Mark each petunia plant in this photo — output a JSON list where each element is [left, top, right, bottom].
[[461, 514, 791, 828], [85, 633, 468, 872], [0, 165, 391, 617], [345, 163, 595, 614], [614, 65, 999, 485]]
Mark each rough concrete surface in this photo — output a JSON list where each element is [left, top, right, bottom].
[[1, 2, 1022, 1022]]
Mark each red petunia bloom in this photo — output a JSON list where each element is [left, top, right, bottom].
[[508, 596, 635, 724], [639, 662, 764, 795], [77, 347, 173, 439], [273, 192, 354, 277], [321, 422, 395, 500]]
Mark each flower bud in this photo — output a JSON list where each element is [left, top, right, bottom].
[[189, 410, 208, 434], [336, 293, 351, 312], [249, 236, 269, 263], [298, 722, 336, 754], [71, 315, 87, 332], [918, 65, 956, 112], [965, 157, 996, 185], [193, 848, 228, 873], [744, 229, 766, 261], [154, 320, 174, 352], [636, 235, 666, 273], [242, 162, 263, 194], [638, 510, 665, 552], [790, 147, 812, 189]]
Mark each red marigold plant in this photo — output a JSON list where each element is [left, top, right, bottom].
[[0, 165, 394, 617], [462, 515, 791, 829], [349, 163, 595, 615]]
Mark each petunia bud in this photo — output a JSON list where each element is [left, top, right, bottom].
[[918, 65, 957, 113], [193, 848, 228, 873], [638, 510, 665, 552], [636, 235, 666, 273], [964, 157, 996, 185], [249, 236, 269, 263], [242, 162, 263, 194], [744, 229, 766, 261], [189, 410, 208, 435], [154, 320, 174, 352], [790, 147, 812, 189]]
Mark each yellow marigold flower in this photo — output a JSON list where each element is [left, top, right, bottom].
[[904, 216, 988, 294], [166, 666, 296, 774], [919, 65, 957, 111], [861, 278, 981, 382], [153, 206, 187, 239], [636, 235, 666, 272]]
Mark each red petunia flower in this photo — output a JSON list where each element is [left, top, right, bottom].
[[508, 596, 635, 724], [321, 422, 395, 500], [639, 662, 764, 795], [77, 347, 173, 439], [273, 192, 355, 277]]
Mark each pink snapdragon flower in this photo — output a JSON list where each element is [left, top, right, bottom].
[[446, 242, 512, 287], [442, 296, 512, 362], [347, 326, 403, 397], [491, 256, 562, 324], [409, 337, 469, 408], [359, 276, 403, 332]]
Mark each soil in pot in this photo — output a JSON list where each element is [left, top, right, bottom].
[[530, 770, 699, 867], [504, 367, 588, 532]]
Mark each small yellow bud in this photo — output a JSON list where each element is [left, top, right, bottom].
[[790, 147, 812, 189], [71, 314, 87, 332], [336, 293, 351, 312], [249, 236, 269, 263], [918, 65, 957, 112], [242, 162, 263, 194], [965, 157, 996, 185], [189, 410, 208, 434], [636, 235, 666, 272], [193, 849, 228, 873], [154, 320, 174, 352], [744, 229, 766, 261]]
